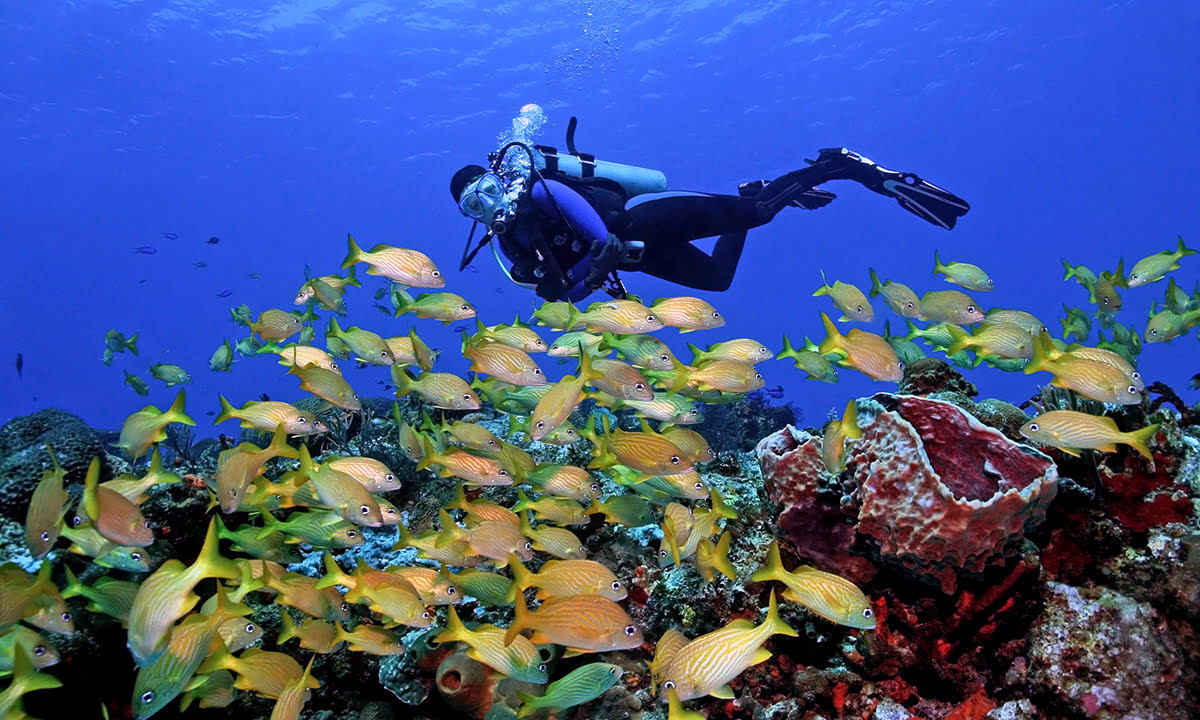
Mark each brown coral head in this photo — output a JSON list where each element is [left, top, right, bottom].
[[436, 651, 496, 719]]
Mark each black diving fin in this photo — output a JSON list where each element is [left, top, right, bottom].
[[809, 147, 970, 229], [739, 179, 836, 210]]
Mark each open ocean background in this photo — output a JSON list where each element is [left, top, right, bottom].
[[2, 0, 1197, 435]]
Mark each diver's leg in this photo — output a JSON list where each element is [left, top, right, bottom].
[[638, 231, 748, 292]]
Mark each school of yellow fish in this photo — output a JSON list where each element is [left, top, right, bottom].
[[5, 234, 1193, 720]]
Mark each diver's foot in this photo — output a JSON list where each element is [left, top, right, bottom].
[[740, 179, 836, 210], [807, 147, 971, 229]]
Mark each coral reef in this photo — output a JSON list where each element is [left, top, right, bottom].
[[0, 409, 104, 521]]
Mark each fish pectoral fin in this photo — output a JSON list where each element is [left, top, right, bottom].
[[562, 647, 590, 658], [1057, 446, 1081, 457], [752, 647, 773, 665], [1095, 443, 1118, 453], [709, 684, 735, 699]]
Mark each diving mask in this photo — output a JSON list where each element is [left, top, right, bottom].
[[457, 172, 509, 225]]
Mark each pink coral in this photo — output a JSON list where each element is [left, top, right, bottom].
[[759, 394, 1059, 593]]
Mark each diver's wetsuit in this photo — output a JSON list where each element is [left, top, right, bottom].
[[495, 150, 967, 301]]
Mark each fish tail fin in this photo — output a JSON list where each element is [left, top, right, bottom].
[[511, 487, 534, 514], [314, 552, 354, 590], [751, 539, 787, 584], [192, 517, 240, 581], [945, 324, 971, 356], [195, 641, 234, 675], [764, 589, 798, 637], [265, 424, 298, 459], [597, 330, 619, 354], [710, 531, 736, 581], [344, 264, 361, 287], [842, 400, 862, 440], [168, 389, 196, 427], [933, 250, 945, 276], [1025, 331, 1054, 375], [661, 517, 682, 566], [710, 487, 737, 520], [10, 649, 62, 696], [515, 692, 541, 718], [777, 335, 798, 362], [812, 269, 831, 297], [277, 607, 302, 643], [504, 593, 530, 646], [817, 312, 843, 355], [390, 288, 415, 317], [508, 413, 530, 438], [414, 436, 438, 472], [434, 509, 461, 548], [1061, 258, 1077, 281], [255, 510, 281, 539], [392, 521, 416, 551], [1125, 423, 1160, 461], [126, 332, 140, 356], [436, 603, 471, 645], [341, 234, 362, 270], [446, 481, 470, 512], [579, 346, 603, 383], [392, 367, 416, 400], [61, 565, 87, 600], [81, 455, 104, 526], [868, 267, 883, 297], [506, 554, 532, 603], [686, 342, 705, 365]]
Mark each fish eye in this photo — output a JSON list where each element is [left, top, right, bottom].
[[297, 417, 307, 424], [347, 530, 358, 539], [524, 542, 532, 550], [609, 667, 617, 675], [533, 368, 542, 375], [967, 305, 976, 313], [245, 623, 256, 633], [1103, 298, 1110, 305], [360, 505, 372, 515], [132, 552, 142, 560], [635, 383, 645, 391], [754, 373, 762, 380], [862, 608, 873, 618], [33, 645, 45, 656], [144, 521, 152, 528], [906, 302, 914, 309], [660, 354, 670, 362], [689, 409, 698, 416], [694, 482, 704, 489], [462, 394, 471, 401], [460, 305, 470, 312], [535, 421, 545, 429], [611, 581, 621, 590], [331, 362, 339, 371], [566, 429, 576, 437], [422, 611, 430, 618], [1132, 372, 1141, 380], [580, 546, 587, 553], [712, 311, 721, 318], [386, 474, 396, 483], [1028, 423, 1039, 432], [624, 624, 637, 636], [670, 456, 680, 464], [447, 586, 457, 595], [39, 531, 49, 541], [141, 691, 154, 703], [386, 508, 396, 516], [488, 440, 497, 446], [590, 483, 599, 492], [61, 612, 71, 622], [1128, 386, 1137, 394], [538, 663, 547, 672], [230, 488, 238, 498], [341, 603, 350, 612], [71, 515, 82, 527], [856, 305, 863, 313], [499, 470, 509, 477], [664, 681, 675, 690], [987, 279, 994, 285], [1131, 273, 1139, 279], [646, 315, 655, 322], [1150, 329, 1158, 335], [658, 549, 667, 558]]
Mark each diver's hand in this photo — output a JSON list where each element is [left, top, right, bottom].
[[586, 234, 622, 288]]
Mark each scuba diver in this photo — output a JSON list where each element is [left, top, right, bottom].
[[451, 117, 970, 302]]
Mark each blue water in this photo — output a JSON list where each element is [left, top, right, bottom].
[[2, 1, 1197, 434]]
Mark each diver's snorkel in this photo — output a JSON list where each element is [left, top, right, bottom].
[[458, 140, 552, 271]]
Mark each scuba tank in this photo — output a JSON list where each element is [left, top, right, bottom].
[[532, 117, 667, 198]]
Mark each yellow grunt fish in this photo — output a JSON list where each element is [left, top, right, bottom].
[[273, 344, 341, 374], [658, 590, 796, 701], [505, 594, 643, 654], [341, 234, 444, 287], [83, 456, 153, 548], [297, 445, 384, 527], [101, 447, 182, 505], [984, 308, 1047, 336], [571, 299, 664, 334], [919, 290, 985, 324], [116, 389, 196, 459], [214, 426, 298, 513], [215, 396, 326, 436], [323, 456, 401, 494], [469, 316, 548, 353], [586, 415, 693, 476], [821, 400, 862, 474], [269, 655, 317, 720], [393, 368, 481, 410], [249, 309, 303, 343], [1025, 333, 1141, 404], [868, 268, 922, 319], [945, 322, 1033, 359], [589, 358, 654, 401], [327, 317, 395, 365], [436, 604, 548, 683], [548, 331, 605, 357], [529, 351, 603, 441], [417, 437, 511, 485], [288, 362, 361, 411], [463, 338, 546, 386], [520, 513, 588, 560], [383, 328, 437, 371], [687, 338, 774, 365], [509, 557, 625, 602], [650, 296, 725, 333], [1128, 236, 1194, 287], [197, 645, 318, 700], [25, 445, 68, 559], [695, 531, 736, 582], [392, 289, 476, 324], [1020, 410, 1158, 460], [127, 519, 240, 666], [813, 269, 873, 322], [818, 313, 904, 382], [933, 250, 993, 291], [752, 541, 875, 629]]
